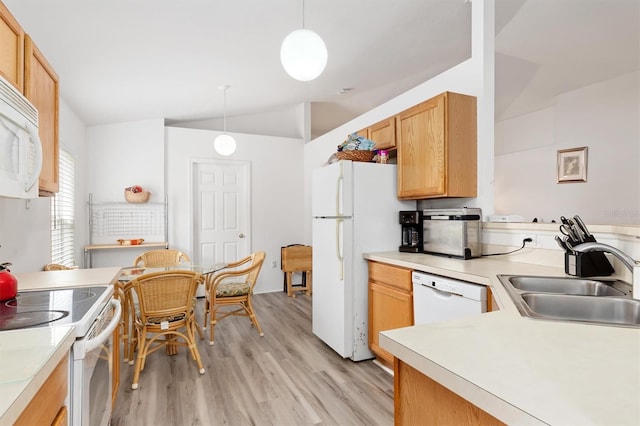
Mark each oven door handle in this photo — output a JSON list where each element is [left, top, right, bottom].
[[83, 299, 121, 355]]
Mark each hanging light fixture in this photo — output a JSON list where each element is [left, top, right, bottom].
[[214, 85, 237, 156], [280, 0, 327, 81]]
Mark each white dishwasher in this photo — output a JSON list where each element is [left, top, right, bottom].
[[412, 271, 487, 325]]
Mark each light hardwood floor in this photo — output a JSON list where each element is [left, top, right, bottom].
[[112, 292, 394, 426]]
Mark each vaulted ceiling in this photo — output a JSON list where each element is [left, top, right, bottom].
[[4, 0, 638, 140]]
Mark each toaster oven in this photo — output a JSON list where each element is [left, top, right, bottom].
[[422, 208, 482, 259]]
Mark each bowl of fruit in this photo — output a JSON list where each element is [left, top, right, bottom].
[[124, 185, 151, 203]]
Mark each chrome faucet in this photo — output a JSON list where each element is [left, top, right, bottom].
[[573, 242, 640, 300]]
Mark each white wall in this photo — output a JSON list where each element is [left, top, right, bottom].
[[0, 99, 87, 273], [165, 127, 305, 294], [495, 71, 640, 225], [85, 118, 165, 267]]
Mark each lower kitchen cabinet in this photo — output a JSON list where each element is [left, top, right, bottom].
[[368, 261, 413, 368], [14, 355, 68, 426], [394, 359, 504, 425]]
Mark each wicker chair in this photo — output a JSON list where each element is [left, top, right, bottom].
[[202, 251, 266, 345], [43, 263, 75, 271], [133, 249, 190, 267], [128, 270, 205, 389]]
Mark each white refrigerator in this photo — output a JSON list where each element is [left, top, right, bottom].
[[311, 160, 413, 361]]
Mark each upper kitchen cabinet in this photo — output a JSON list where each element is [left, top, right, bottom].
[[356, 116, 396, 151], [0, 1, 24, 92], [24, 34, 59, 195], [368, 116, 396, 151], [396, 92, 477, 200]]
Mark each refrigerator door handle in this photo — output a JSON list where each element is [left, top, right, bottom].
[[336, 161, 344, 216], [336, 218, 344, 280]]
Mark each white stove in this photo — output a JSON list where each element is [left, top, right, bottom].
[[0, 286, 120, 426]]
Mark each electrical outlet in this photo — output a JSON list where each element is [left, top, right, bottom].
[[522, 234, 536, 247], [271, 260, 277, 269]]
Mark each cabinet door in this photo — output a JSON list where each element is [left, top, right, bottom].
[[397, 94, 446, 199], [369, 282, 413, 365], [368, 116, 396, 150], [396, 92, 477, 200], [0, 1, 24, 92], [24, 34, 59, 195], [368, 261, 413, 367]]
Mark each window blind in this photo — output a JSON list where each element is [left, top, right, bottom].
[[50, 149, 75, 266]]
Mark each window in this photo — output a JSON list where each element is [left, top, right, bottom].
[[50, 148, 75, 266]]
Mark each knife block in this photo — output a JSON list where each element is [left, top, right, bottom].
[[565, 251, 614, 277]]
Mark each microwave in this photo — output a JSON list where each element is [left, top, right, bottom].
[[0, 74, 42, 199]]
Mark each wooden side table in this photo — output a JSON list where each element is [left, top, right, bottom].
[[281, 245, 312, 297]]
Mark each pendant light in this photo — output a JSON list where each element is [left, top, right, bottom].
[[280, 0, 327, 81], [214, 85, 237, 156]]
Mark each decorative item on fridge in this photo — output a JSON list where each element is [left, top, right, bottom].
[[335, 133, 376, 162]]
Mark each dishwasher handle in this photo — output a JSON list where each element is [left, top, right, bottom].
[[416, 282, 463, 298]]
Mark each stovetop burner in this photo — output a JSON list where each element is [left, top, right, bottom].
[[0, 286, 110, 333], [0, 310, 69, 330]]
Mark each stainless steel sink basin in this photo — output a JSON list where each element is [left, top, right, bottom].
[[497, 275, 638, 328], [506, 276, 627, 296], [521, 294, 640, 326]]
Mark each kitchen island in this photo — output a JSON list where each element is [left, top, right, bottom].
[[365, 251, 640, 425]]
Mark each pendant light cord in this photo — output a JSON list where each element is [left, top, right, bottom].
[[302, 0, 305, 29], [223, 86, 228, 133]]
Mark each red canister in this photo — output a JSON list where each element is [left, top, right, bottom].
[[0, 263, 18, 301]]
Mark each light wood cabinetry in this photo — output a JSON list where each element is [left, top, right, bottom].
[[394, 359, 504, 425], [14, 356, 68, 426], [0, 1, 24, 92], [24, 34, 59, 195], [368, 261, 413, 368], [396, 91, 477, 199], [368, 116, 396, 150]]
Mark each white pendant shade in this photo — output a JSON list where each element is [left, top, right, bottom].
[[280, 29, 327, 81], [214, 133, 236, 156]]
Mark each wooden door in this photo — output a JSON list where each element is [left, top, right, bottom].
[[0, 2, 24, 92], [24, 34, 59, 195], [396, 94, 446, 199], [192, 160, 250, 289]]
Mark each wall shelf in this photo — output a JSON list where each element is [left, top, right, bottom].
[[84, 193, 169, 267]]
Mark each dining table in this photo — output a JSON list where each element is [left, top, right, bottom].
[[117, 262, 228, 359], [118, 262, 229, 281]]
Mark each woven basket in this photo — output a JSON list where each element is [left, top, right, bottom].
[[336, 150, 375, 162], [124, 190, 151, 203]]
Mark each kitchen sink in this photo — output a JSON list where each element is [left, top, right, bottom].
[[521, 293, 640, 326], [497, 275, 638, 328], [505, 276, 628, 296]]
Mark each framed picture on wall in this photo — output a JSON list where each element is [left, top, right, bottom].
[[557, 146, 588, 183]]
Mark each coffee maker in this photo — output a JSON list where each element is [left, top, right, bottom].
[[399, 211, 423, 252]]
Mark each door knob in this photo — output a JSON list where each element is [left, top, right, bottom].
[[239, 233, 245, 239]]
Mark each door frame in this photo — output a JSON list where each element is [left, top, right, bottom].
[[188, 158, 252, 265]]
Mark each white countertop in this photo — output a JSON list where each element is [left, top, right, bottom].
[[14, 266, 122, 291], [367, 251, 640, 425], [0, 326, 75, 424]]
